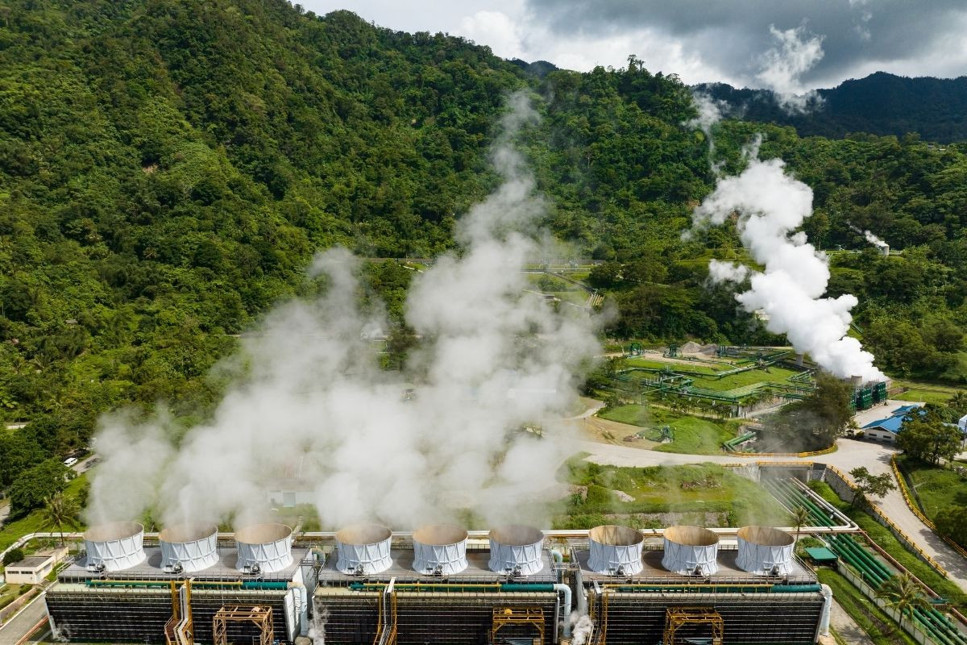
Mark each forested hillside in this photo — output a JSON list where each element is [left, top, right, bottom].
[[2, 0, 967, 495], [699, 72, 967, 142]]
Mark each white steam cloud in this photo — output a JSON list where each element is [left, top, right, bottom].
[[686, 92, 727, 173], [755, 25, 825, 114], [86, 92, 599, 530], [689, 139, 884, 382]]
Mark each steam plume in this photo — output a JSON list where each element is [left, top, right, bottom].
[[689, 139, 884, 382], [755, 25, 825, 114], [85, 92, 599, 531]]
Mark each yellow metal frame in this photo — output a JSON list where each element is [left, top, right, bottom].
[[212, 605, 274, 645], [164, 580, 194, 645], [490, 607, 545, 645], [662, 607, 724, 645]]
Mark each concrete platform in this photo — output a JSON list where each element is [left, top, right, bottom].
[[57, 546, 308, 582], [316, 548, 558, 585], [575, 546, 815, 585]]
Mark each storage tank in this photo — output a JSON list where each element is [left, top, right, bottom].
[[588, 525, 644, 576], [412, 524, 468, 575], [335, 524, 393, 575], [235, 523, 293, 574], [662, 525, 719, 576], [159, 523, 219, 573], [736, 525, 795, 575], [84, 521, 147, 572], [488, 525, 545, 576]]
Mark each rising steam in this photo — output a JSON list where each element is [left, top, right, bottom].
[[86, 92, 599, 530], [755, 25, 825, 114], [688, 137, 884, 383]]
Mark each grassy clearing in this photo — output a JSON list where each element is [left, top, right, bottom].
[[816, 568, 918, 645], [555, 461, 789, 529], [0, 474, 88, 552], [622, 356, 803, 392], [807, 480, 967, 612], [891, 379, 961, 405], [894, 456, 967, 521], [597, 405, 739, 454]]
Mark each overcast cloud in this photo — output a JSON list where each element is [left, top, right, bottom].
[[298, 0, 967, 88]]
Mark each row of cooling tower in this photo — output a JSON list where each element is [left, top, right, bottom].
[[83, 522, 797, 578]]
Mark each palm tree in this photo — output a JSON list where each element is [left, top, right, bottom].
[[792, 506, 811, 544], [876, 573, 931, 624], [41, 493, 81, 546]]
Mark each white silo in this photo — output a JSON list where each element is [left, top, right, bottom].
[[588, 525, 644, 576], [662, 525, 719, 576], [84, 521, 147, 572], [736, 526, 794, 575], [235, 523, 293, 574], [159, 524, 219, 573], [335, 524, 393, 575], [488, 525, 545, 576], [412, 524, 468, 575]]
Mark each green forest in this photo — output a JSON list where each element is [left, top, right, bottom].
[[1, 0, 967, 511]]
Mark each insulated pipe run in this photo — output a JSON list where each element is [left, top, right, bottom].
[[555, 584, 572, 638], [818, 584, 833, 638]]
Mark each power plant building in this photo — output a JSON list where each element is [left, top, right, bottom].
[[43, 523, 830, 645]]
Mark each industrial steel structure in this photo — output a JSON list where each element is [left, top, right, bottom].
[[46, 521, 833, 645]]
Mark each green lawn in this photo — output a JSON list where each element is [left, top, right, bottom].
[[621, 357, 803, 393], [891, 379, 962, 405], [807, 480, 967, 612], [597, 405, 740, 454], [894, 456, 967, 522], [556, 461, 790, 529], [816, 568, 918, 645], [0, 474, 88, 552]]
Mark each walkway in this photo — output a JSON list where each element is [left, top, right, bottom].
[[0, 594, 48, 645]]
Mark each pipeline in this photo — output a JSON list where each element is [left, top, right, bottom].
[[599, 584, 821, 594], [767, 478, 967, 645], [85, 579, 288, 591]]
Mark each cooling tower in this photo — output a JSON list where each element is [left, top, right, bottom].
[[736, 525, 795, 575], [235, 523, 293, 574], [84, 521, 147, 572], [662, 525, 720, 576], [488, 525, 545, 576], [335, 524, 393, 575], [412, 524, 468, 575], [588, 525, 644, 576], [159, 523, 219, 573]]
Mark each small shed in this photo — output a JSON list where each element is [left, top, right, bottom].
[[5, 555, 56, 584], [804, 547, 839, 566]]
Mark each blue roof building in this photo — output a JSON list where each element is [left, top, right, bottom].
[[862, 404, 922, 443]]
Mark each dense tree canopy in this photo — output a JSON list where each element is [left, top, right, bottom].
[[0, 0, 966, 478]]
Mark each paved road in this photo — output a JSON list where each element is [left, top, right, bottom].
[[576, 433, 967, 593], [0, 595, 48, 645]]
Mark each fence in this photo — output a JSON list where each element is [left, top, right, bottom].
[[837, 560, 935, 645], [822, 466, 948, 576]]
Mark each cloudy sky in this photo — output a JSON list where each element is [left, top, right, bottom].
[[298, 0, 967, 90]]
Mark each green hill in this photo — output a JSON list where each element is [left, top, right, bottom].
[[1, 0, 966, 494]]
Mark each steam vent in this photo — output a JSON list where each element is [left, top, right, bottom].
[[488, 525, 545, 576], [159, 523, 219, 573], [662, 525, 720, 576], [588, 524, 644, 575], [83, 521, 147, 572], [412, 524, 468, 575], [736, 525, 795, 575], [234, 523, 293, 574], [335, 523, 393, 575]]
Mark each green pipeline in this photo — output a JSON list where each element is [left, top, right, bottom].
[[85, 579, 289, 591], [348, 582, 556, 593]]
